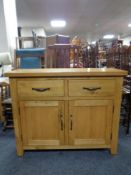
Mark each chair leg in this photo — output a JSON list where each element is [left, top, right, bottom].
[[126, 99, 131, 135], [2, 120, 7, 131], [121, 93, 131, 135]]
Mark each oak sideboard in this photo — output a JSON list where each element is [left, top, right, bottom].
[[5, 68, 127, 156]]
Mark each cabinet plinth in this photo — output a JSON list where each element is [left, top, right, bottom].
[[6, 68, 127, 156]]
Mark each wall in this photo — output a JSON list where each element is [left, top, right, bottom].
[[3, 0, 18, 58], [0, 0, 9, 52]]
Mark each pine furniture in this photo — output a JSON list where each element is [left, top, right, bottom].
[[5, 68, 127, 156]]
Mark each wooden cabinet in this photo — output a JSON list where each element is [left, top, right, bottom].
[[69, 100, 113, 146], [6, 68, 127, 156], [20, 101, 64, 147]]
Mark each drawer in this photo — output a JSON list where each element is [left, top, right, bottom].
[[17, 79, 64, 97], [69, 79, 116, 96]]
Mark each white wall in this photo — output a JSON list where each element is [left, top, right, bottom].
[[0, 0, 9, 52], [3, 0, 18, 58]]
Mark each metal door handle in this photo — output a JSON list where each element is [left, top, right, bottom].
[[70, 115, 73, 130], [60, 113, 64, 131]]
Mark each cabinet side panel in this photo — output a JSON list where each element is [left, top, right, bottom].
[[10, 79, 23, 156], [111, 77, 123, 154]]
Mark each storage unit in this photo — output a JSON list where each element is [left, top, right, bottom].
[[5, 68, 127, 156], [47, 44, 80, 68], [46, 35, 70, 68], [46, 34, 70, 46]]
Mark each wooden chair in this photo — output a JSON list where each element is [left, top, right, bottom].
[[121, 75, 131, 135], [0, 81, 13, 131], [16, 36, 46, 49], [14, 48, 45, 69]]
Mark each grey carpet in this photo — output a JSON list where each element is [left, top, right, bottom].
[[0, 125, 131, 175]]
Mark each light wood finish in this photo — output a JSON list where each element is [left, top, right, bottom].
[[5, 68, 127, 78], [69, 79, 115, 97], [17, 79, 64, 97], [20, 101, 64, 147], [9, 79, 24, 156], [6, 68, 127, 156], [69, 100, 113, 146], [111, 77, 123, 154]]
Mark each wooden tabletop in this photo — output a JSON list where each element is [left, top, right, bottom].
[[5, 68, 127, 78]]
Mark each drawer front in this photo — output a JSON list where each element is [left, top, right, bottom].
[[17, 79, 64, 97], [69, 79, 116, 96]]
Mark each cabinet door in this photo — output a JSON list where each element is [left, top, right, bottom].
[[20, 101, 64, 147], [69, 100, 113, 147]]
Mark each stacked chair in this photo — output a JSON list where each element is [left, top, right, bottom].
[[0, 82, 13, 131], [15, 36, 45, 68], [98, 43, 131, 134], [0, 52, 13, 131], [15, 48, 45, 68], [121, 45, 131, 135]]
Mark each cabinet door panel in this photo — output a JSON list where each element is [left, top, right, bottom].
[[69, 100, 113, 146], [20, 101, 64, 147]]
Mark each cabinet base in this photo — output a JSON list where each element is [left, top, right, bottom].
[[17, 144, 116, 156]]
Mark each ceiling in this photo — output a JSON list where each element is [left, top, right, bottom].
[[16, 0, 131, 42]]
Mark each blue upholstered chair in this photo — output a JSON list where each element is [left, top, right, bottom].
[[15, 48, 45, 69]]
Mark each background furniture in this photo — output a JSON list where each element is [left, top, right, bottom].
[[6, 68, 127, 156], [121, 75, 131, 135], [46, 34, 70, 67], [16, 36, 45, 49], [0, 77, 13, 130], [47, 44, 81, 68], [0, 52, 12, 76], [1, 85, 12, 131], [0, 52, 12, 121], [46, 34, 70, 46], [0, 77, 9, 121], [14, 48, 45, 69]]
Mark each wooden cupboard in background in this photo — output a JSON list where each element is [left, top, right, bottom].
[[46, 34, 70, 46], [46, 35, 70, 68], [6, 68, 127, 156]]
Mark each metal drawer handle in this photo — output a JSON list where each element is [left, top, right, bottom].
[[32, 88, 50, 92], [60, 113, 64, 131], [70, 115, 73, 130], [83, 87, 101, 91]]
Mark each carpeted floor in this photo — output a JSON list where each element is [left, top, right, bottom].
[[0, 125, 131, 175]]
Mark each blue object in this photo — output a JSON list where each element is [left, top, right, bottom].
[[16, 48, 45, 56], [20, 57, 41, 69], [16, 48, 45, 69]]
